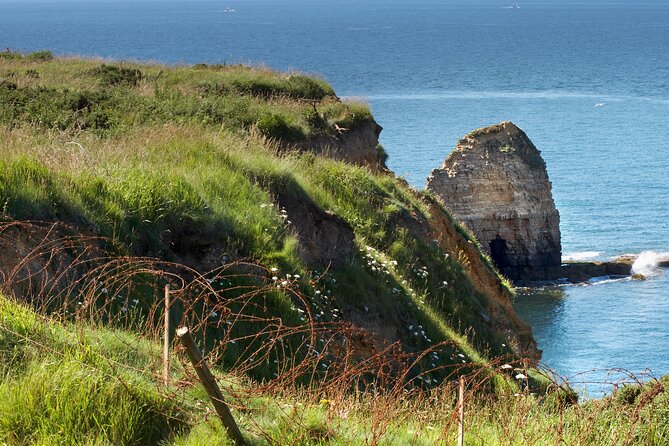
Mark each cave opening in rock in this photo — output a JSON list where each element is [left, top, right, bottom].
[[489, 237, 509, 269]]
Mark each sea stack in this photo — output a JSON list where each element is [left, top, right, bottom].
[[426, 122, 561, 282]]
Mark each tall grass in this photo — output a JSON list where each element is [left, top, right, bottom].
[[0, 54, 370, 139], [1, 294, 667, 445], [0, 122, 507, 361]]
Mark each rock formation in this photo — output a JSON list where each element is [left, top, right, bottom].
[[295, 119, 386, 171], [427, 122, 561, 282]]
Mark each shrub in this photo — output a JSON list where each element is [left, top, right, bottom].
[[283, 75, 335, 100], [257, 112, 304, 141], [26, 50, 54, 62], [376, 144, 389, 165], [0, 50, 53, 62], [88, 64, 143, 87]]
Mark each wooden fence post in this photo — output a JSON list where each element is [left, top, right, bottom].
[[163, 284, 170, 386], [458, 375, 465, 446], [176, 326, 246, 446]]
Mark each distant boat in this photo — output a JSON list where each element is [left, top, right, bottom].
[[595, 103, 605, 108], [224, 7, 236, 13], [503, 4, 520, 9]]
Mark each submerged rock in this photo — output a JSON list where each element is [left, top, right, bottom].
[[426, 122, 561, 282]]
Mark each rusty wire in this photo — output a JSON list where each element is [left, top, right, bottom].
[[0, 220, 664, 445]]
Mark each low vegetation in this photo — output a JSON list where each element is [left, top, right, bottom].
[[1, 295, 667, 445]]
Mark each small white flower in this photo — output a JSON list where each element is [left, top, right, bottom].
[[294, 274, 300, 279], [271, 267, 278, 272], [272, 276, 278, 281], [515, 373, 527, 380], [281, 281, 288, 286], [315, 290, 321, 295], [500, 364, 513, 370]]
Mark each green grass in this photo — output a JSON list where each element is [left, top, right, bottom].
[[0, 122, 508, 365], [1, 294, 667, 445], [0, 54, 525, 377], [0, 52, 368, 139], [0, 54, 561, 445]]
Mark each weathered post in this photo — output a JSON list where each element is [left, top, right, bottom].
[[176, 326, 246, 446], [458, 375, 465, 446], [163, 284, 170, 386]]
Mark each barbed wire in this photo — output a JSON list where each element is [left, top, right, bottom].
[[0, 220, 665, 445]]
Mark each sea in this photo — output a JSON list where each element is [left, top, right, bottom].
[[1, 0, 668, 396]]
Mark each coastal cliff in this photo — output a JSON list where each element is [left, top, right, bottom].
[[0, 54, 539, 374], [427, 122, 561, 282]]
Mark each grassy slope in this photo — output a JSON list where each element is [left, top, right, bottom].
[[0, 52, 509, 364], [1, 295, 667, 446], [0, 52, 597, 443]]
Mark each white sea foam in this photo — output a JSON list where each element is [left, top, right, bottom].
[[587, 276, 629, 286], [562, 251, 602, 261], [631, 251, 669, 278]]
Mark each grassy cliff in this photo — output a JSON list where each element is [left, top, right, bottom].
[[0, 51, 529, 361], [0, 52, 582, 443]]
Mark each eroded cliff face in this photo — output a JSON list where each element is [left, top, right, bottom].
[[422, 196, 539, 358], [426, 122, 561, 282], [294, 120, 386, 171]]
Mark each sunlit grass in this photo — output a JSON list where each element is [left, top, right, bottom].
[[2, 294, 667, 445]]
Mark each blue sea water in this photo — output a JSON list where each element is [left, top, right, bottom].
[[1, 0, 668, 395]]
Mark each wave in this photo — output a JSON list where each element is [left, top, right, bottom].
[[562, 251, 602, 261], [586, 276, 629, 286], [631, 251, 669, 278]]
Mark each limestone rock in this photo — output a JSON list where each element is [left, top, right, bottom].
[[426, 122, 561, 282]]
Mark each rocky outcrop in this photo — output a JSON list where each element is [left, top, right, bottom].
[[427, 122, 561, 282], [295, 119, 386, 171]]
